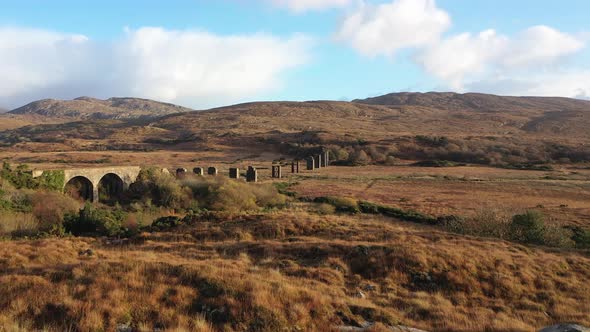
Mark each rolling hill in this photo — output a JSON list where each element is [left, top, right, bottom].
[[354, 91, 590, 113], [0, 92, 588, 165], [6, 96, 193, 121]]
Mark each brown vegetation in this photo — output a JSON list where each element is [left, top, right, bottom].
[[0, 211, 589, 331]]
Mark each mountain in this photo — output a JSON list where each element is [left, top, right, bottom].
[[1, 92, 589, 165], [7, 96, 193, 121]]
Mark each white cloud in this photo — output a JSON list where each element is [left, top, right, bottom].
[[416, 25, 585, 91], [335, 0, 451, 57], [270, 0, 352, 12], [466, 71, 590, 99], [415, 29, 507, 90], [334, 0, 589, 99], [0, 26, 310, 109]]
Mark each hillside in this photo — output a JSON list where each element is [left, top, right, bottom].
[[0, 92, 589, 167], [6, 96, 193, 121], [354, 91, 590, 114]]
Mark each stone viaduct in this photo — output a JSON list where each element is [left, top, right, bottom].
[[33, 166, 141, 203]]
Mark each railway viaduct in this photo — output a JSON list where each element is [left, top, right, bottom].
[[33, 166, 141, 203]]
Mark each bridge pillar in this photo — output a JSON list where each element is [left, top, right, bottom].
[[92, 184, 100, 203]]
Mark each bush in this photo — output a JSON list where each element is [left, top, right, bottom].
[[569, 226, 590, 249], [315, 203, 336, 215], [314, 196, 359, 213], [150, 216, 183, 231], [347, 150, 370, 166], [0, 162, 37, 189], [509, 211, 547, 245], [129, 168, 192, 209], [31, 191, 80, 235], [454, 209, 511, 239], [64, 204, 127, 237], [185, 177, 287, 214]]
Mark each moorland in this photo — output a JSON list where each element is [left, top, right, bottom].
[[0, 92, 589, 331]]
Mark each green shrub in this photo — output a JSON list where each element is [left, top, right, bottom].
[[567, 226, 590, 249], [0, 163, 39, 189], [314, 196, 359, 213], [150, 216, 183, 231], [273, 182, 297, 197], [509, 211, 546, 245], [129, 168, 192, 209], [64, 204, 127, 237], [36, 170, 66, 191]]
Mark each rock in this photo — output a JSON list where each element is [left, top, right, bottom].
[[363, 284, 377, 292], [78, 249, 94, 257], [355, 291, 366, 299], [337, 323, 428, 332], [391, 326, 428, 332], [539, 324, 590, 332], [116, 323, 132, 332]]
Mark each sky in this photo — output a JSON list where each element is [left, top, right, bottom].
[[1, 0, 590, 109]]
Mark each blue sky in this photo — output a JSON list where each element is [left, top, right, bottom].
[[1, 0, 590, 109]]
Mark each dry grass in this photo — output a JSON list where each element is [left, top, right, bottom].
[[0, 211, 589, 331], [0, 212, 39, 238], [291, 165, 590, 227]]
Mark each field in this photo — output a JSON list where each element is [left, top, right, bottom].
[[1, 210, 589, 331], [0, 93, 589, 331]]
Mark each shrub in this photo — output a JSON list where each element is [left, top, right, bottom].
[[315, 196, 359, 213], [0, 162, 37, 189], [569, 226, 590, 249], [348, 149, 370, 166], [31, 191, 80, 235], [315, 203, 336, 215], [459, 209, 511, 239], [129, 168, 192, 209], [252, 184, 288, 208], [64, 204, 127, 236], [150, 216, 183, 231], [184, 177, 287, 213], [509, 211, 546, 245]]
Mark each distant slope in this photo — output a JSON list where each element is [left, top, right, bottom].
[[353, 91, 590, 137], [1, 92, 590, 158], [354, 92, 590, 114], [7, 96, 193, 121]]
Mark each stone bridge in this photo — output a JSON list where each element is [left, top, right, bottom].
[[33, 166, 141, 203]]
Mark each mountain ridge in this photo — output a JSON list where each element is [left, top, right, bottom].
[[353, 91, 590, 114], [7, 96, 194, 121]]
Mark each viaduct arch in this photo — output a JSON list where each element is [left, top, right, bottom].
[[33, 166, 141, 203]]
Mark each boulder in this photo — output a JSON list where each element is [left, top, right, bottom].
[[539, 324, 590, 332]]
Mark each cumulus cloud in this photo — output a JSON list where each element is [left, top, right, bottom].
[[270, 0, 353, 12], [416, 25, 585, 90], [335, 0, 588, 98], [335, 0, 450, 57], [0, 26, 310, 109], [466, 71, 590, 99]]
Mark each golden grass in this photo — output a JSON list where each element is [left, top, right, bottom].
[[0, 211, 589, 331], [0, 212, 39, 237]]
